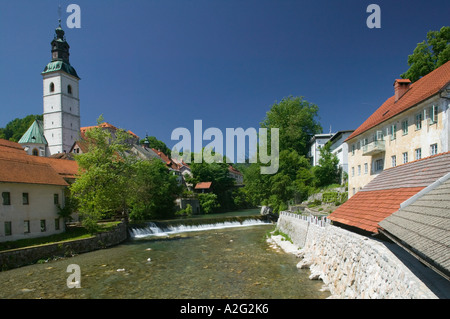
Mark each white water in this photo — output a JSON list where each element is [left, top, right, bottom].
[[130, 219, 271, 239]]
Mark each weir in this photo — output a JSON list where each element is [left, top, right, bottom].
[[129, 215, 273, 239]]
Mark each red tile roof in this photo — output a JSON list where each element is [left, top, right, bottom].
[[328, 187, 425, 234], [329, 152, 450, 234], [347, 60, 450, 142], [195, 182, 212, 189], [0, 140, 68, 186]]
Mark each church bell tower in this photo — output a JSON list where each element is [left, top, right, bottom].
[[42, 20, 80, 155]]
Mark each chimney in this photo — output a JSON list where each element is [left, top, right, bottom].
[[394, 79, 411, 102]]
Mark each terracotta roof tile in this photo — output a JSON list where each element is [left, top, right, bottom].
[[347, 60, 450, 142], [329, 152, 450, 234], [0, 138, 76, 184], [329, 187, 425, 233], [195, 182, 212, 189]]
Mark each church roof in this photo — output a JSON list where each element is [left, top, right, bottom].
[[18, 120, 48, 145], [42, 60, 79, 79]]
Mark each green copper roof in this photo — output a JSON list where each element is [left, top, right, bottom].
[[42, 60, 79, 79], [18, 120, 48, 145]]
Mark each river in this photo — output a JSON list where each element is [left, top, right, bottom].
[[0, 209, 330, 299]]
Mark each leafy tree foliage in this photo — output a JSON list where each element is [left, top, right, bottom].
[[241, 96, 323, 212], [70, 117, 181, 231], [311, 143, 340, 187], [128, 159, 181, 220], [401, 26, 450, 82], [197, 193, 220, 214], [70, 118, 134, 232], [260, 96, 322, 156], [0, 115, 43, 142]]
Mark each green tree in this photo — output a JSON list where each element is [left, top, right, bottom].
[[69, 117, 135, 233], [260, 96, 322, 156], [128, 158, 181, 221], [189, 159, 235, 211], [0, 115, 43, 142], [401, 26, 450, 82], [312, 143, 340, 187], [198, 193, 220, 214]]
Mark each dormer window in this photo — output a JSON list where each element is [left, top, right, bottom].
[[50, 82, 55, 92]]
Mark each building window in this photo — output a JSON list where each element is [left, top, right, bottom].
[[429, 105, 438, 124], [403, 152, 408, 164], [49, 82, 55, 93], [4, 222, 12, 236], [352, 144, 355, 155], [351, 167, 355, 177], [2, 192, 11, 205], [375, 159, 384, 172], [415, 113, 422, 130], [54, 194, 59, 205], [40, 220, 46, 232], [415, 148, 422, 160], [24, 220, 30, 234], [358, 165, 361, 176], [22, 193, 29, 205], [390, 124, 397, 140], [55, 218, 60, 231], [32, 148, 39, 156], [364, 163, 368, 174], [68, 85, 72, 95], [391, 155, 397, 167], [430, 143, 438, 156], [352, 188, 356, 195], [402, 120, 408, 135]]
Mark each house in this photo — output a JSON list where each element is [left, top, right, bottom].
[[228, 165, 244, 186], [346, 61, 450, 198], [329, 151, 450, 234], [308, 133, 334, 166], [0, 139, 75, 242], [194, 182, 212, 193], [327, 130, 354, 182]]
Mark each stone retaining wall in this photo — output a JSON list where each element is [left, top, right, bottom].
[[0, 222, 128, 271], [276, 212, 438, 299]]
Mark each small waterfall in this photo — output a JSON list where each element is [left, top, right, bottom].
[[129, 216, 271, 239]]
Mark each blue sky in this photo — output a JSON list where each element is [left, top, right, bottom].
[[0, 0, 449, 151]]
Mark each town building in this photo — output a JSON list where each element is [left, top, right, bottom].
[[0, 139, 77, 242], [307, 133, 334, 166], [346, 61, 450, 197], [327, 130, 354, 182]]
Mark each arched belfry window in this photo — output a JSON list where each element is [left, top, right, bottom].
[[68, 85, 72, 94], [50, 82, 55, 93], [32, 148, 39, 156]]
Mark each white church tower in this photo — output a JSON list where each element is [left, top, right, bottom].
[[41, 21, 80, 155]]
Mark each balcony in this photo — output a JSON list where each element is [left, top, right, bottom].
[[362, 140, 385, 156]]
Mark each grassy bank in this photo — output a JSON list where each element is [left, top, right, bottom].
[[0, 221, 121, 252]]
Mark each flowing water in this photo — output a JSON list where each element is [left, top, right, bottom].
[[0, 210, 330, 299]]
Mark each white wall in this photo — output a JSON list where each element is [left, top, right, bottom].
[[0, 183, 65, 242]]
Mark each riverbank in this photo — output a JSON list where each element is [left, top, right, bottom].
[[0, 221, 128, 271], [272, 212, 450, 299]]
